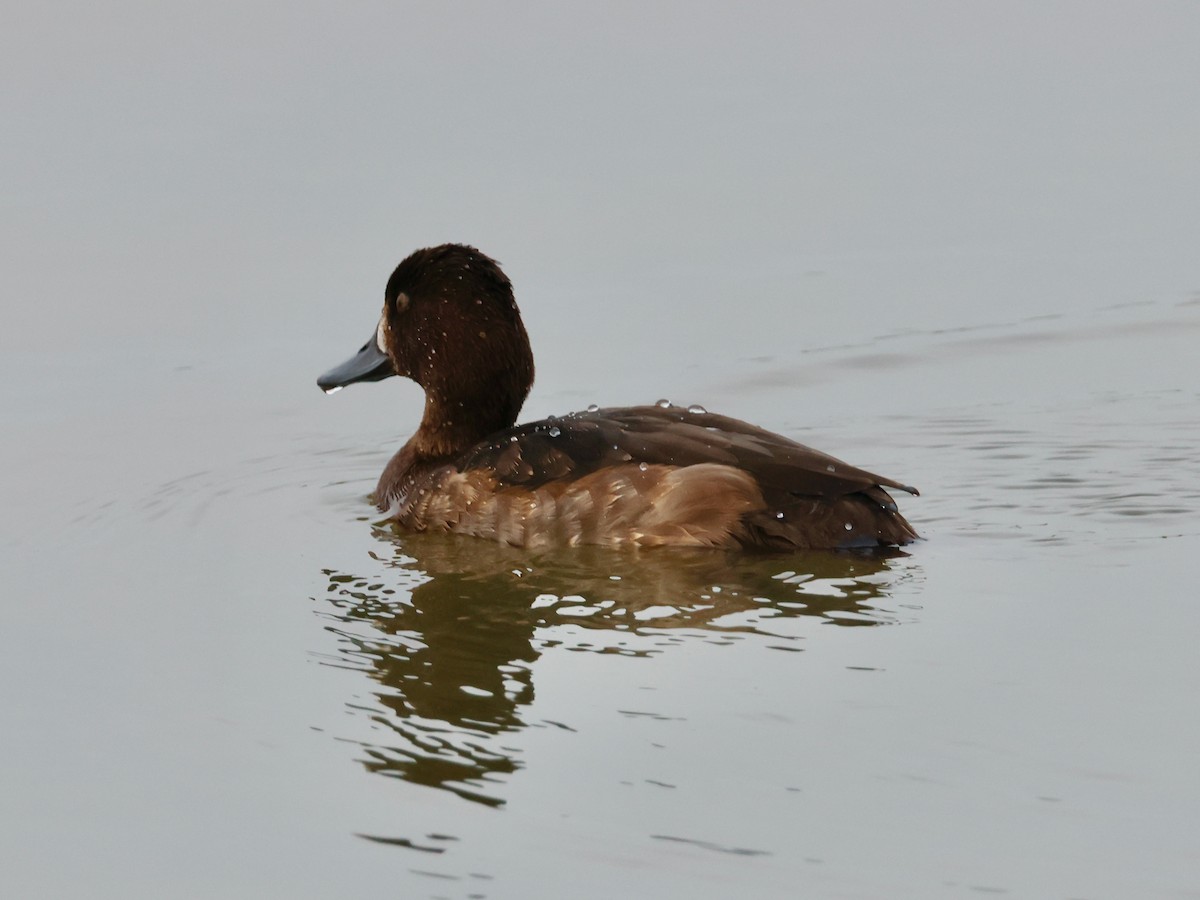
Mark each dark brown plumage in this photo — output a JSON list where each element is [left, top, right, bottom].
[[318, 244, 919, 551]]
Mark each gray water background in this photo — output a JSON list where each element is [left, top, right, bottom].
[[3, 3, 1199, 898]]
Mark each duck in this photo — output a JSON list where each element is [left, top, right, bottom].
[[318, 244, 919, 551]]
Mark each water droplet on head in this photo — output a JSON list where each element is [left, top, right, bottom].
[[826, 465, 836, 473], [655, 398, 672, 408], [587, 404, 599, 413], [775, 511, 784, 519], [687, 404, 707, 415], [844, 522, 853, 530], [547, 426, 561, 437], [638, 462, 649, 471]]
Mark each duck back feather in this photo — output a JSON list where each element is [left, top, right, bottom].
[[384, 406, 918, 551]]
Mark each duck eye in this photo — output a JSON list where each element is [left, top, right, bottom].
[[395, 292, 410, 312]]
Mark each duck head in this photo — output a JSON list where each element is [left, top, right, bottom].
[[318, 244, 536, 457]]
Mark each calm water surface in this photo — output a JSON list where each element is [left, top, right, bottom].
[[4, 4, 1200, 899], [5, 299, 1198, 899]]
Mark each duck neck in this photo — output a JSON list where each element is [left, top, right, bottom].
[[376, 325, 534, 507], [408, 377, 527, 462]]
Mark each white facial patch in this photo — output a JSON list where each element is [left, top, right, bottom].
[[376, 294, 409, 351]]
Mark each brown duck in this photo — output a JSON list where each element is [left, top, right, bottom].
[[318, 244, 919, 551]]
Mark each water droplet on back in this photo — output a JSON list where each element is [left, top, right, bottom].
[[547, 426, 561, 437], [655, 398, 671, 408], [587, 404, 599, 413], [687, 404, 707, 414]]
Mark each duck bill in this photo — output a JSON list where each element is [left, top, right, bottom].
[[317, 333, 395, 393]]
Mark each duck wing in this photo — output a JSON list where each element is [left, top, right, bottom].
[[454, 405, 918, 505]]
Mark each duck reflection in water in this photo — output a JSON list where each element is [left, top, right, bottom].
[[315, 530, 919, 807]]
